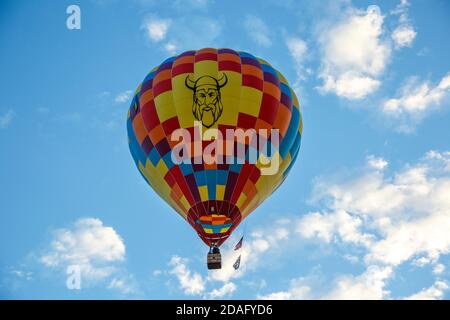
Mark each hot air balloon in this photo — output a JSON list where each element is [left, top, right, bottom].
[[127, 48, 302, 269]]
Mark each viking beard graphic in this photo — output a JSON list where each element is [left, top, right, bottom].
[[192, 87, 224, 128], [185, 74, 228, 128]]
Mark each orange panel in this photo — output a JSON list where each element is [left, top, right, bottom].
[[273, 104, 292, 137], [149, 124, 166, 145], [218, 53, 241, 64], [242, 64, 263, 79], [132, 114, 148, 144], [263, 82, 281, 100]]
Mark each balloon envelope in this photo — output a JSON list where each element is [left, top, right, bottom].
[[127, 48, 302, 246]]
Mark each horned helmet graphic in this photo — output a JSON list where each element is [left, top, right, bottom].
[[185, 73, 228, 128]]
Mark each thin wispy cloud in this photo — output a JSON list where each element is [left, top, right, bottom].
[[391, 0, 417, 49], [383, 73, 450, 132], [0, 110, 14, 129], [244, 15, 272, 47], [142, 15, 222, 55], [114, 90, 133, 104], [286, 37, 309, 93]]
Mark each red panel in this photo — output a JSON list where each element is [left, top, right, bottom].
[[195, 53, 217, 62], [140, 100, 160, 131], [162, 116, 181, 137], [218, 60, 241, 73], [237, 112, 257, 130], [259, 93, 279, 125], [153, 79, 172, 97], [172, 63, 194, 77], [231, 163, 253, 203], [242, 74, 263, 91]]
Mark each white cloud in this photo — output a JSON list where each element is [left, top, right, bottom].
[[144, 18, 171, 42], [40, 218, 125, 281], [0, 110, 14, 129], [107, 275, 138, 295], [318, 5, 390, 99], [405, 280, 449, 300], [392, 25, 416, 49], [164, 42, 177, 54], [244, 15, 272, 47], [304, 150, 450, 268], [382, 73, 450, 131], [169, 256, 206, 295], [321, 72, 381, 100], [153, 269, 162, 276], [287, 37, 307, 62], [391, 0, 417, 49], [258, 278, 312, 300], [297, 210, 374, 247], [10, 270, 33, 281], [145, 16, 222, 54], [367, 155, 388, 170], [251, 151, 450, 299], [325, 265, 393, 299], [433, 263, 445, 275], [286, 37, 309, 93], [114, 90, 133, 104], [206, 282, 237, 299]]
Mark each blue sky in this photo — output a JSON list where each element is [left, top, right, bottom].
[[1, 0, 450, 299]]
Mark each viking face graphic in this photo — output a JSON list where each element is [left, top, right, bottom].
[[185, 74, 228, 128]]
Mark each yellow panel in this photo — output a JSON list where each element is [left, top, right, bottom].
[[172, 74, 193, 101], [218, 96, 240, 126], [154, 91, 174, 112], [218, 71, 242, 126], [241, 86, 262, 104], [156, 100, 178, 123], [180, 195, 190, 210], [240, 99, 262, 118], [194, 60, 218, 78], [205, 228, 213, 234], [134, 84, 142, 94], [199, 185, 209, 201], [138, 159, 190, 220], [219, 227, 231, 233], [216, 185, 225, 200], [174, 97, 195, 129], [241, 195, 260, 219], [236, 192, 247, 209], [276, 70, 288, 84], [156, 158, 169, 176]]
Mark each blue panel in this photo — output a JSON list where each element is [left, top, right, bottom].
[[162, 152, 175, 170], [148, 147, 160, 166], [261, 64, 277, 75], [128, 120, 146, 166], [194, 172, 207, 186], [280, 107, 299, 158], [216, 170, 228, 185], [280, 83, 292, 100], [179, 162, 193, 176], [206, 171, 216, 200], [238, 51, 257, 59], [229, 162, 242, 173]]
